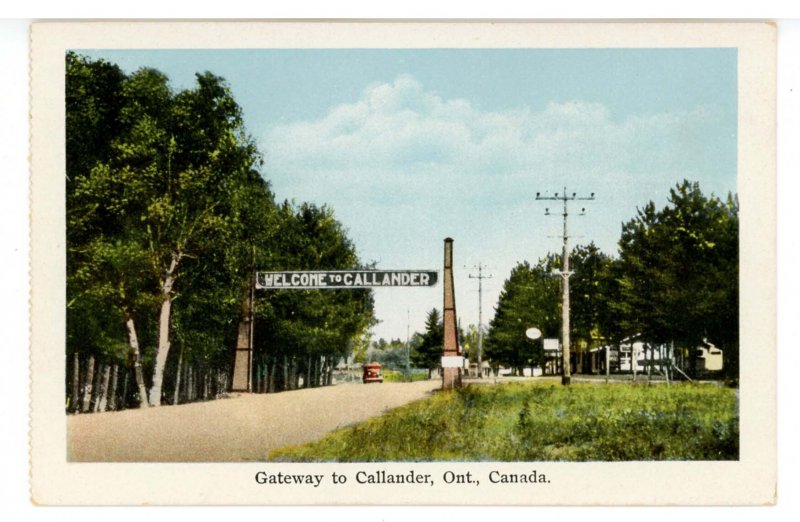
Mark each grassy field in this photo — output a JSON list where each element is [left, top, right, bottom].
[[268, 381, 738, 462]]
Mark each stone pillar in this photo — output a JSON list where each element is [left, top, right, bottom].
[[231, 277, 254, 392], [442, 238, 462, 390]]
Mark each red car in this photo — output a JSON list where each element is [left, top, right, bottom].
[[362, 363, 383, 383]]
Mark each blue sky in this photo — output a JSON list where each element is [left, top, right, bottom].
[[79, 48, 738, 341]]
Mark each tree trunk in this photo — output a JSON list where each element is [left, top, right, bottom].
[[81, 354, 95, 413], [150, 252, 180, 407], [313, 357, 318, 387], [173, 345, 183, 405], [89, 359, 104, 412], [70, 352, 80, 413], [252, 358, 259, 393], [125, 315, 150, 409], [256, 359, 264, 393], [187, 365, 195, 401], [108, 364, 119, 411], [183, 360, 190, 402], [96, 363, 111, 412], [150, 294, 173, 406], [290, 359, 299, 390], [269, 357, 277, 393], [282, 355, 288, 392], [253, 359, 260, 393], [121, 370, 129, 410]]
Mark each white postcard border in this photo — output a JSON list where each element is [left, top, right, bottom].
[[30, 21, 776, 506]]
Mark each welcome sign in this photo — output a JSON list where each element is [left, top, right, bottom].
[[255, 270, 438, 289]]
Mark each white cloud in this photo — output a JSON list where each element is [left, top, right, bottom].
[[262, 74, 724, 208], [258, 74, 732, 340]]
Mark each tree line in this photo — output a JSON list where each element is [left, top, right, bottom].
[[66, 53, 374, 412], [484, 181, 739, 380]]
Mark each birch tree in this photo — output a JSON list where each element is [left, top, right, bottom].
[[69, 63, 264, 406], [66, 53, 376, 409]]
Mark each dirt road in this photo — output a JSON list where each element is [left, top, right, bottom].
[[67, 380, 440, 462]]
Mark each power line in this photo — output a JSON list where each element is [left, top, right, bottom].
[[535, 188, 595, 386], [465, 262, 493, 379]]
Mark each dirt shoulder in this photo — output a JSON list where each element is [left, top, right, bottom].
[[67, 380, 440, 462]]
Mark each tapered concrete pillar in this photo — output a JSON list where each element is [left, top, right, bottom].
[[442, 238, 462, 390], [231, 278, 254, 392]]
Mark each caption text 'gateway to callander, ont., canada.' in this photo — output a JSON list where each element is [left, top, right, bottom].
[[253, 469, 551, 488]]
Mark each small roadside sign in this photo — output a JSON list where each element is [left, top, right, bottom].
[[525, 327, 542, 340], [543, 338, 561, 354]]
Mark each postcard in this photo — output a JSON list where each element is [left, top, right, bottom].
[[29, 21, 776, 505]]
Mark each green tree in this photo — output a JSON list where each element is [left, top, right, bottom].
[[484, 259, 560, 374], [461, 324, 480, 364], [253, 202, 375, 391], [66, 53, 153, 410], [617, 180, 739, 377], [65, 51, 126, 186], [350, 331, 372, 365], [569, 243, 614, 370], [67, 59, 268, 406], [66, 54, 377, 409], [594, 256, 632, 346], [368, 338, 408, 371], [412, 308, 443, 378]]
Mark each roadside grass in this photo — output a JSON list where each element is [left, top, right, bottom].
[[383, 369, 431, 383], [268, 381, 738, 462]]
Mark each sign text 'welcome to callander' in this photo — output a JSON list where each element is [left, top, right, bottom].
[[255, 270, 439, 290]]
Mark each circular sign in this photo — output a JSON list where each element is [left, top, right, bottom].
[[525, 327, 542, 340]]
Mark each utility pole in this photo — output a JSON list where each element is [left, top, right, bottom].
[[536, 188, 594, 386], [405, 309, 411, 381], [466, 263, 492, 379]]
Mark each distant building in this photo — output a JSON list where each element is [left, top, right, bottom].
[[695, 340, 724, 372], [588, 335, 723, 379]]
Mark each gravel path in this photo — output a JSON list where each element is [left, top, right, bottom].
[[67, 380, 440, 462]]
